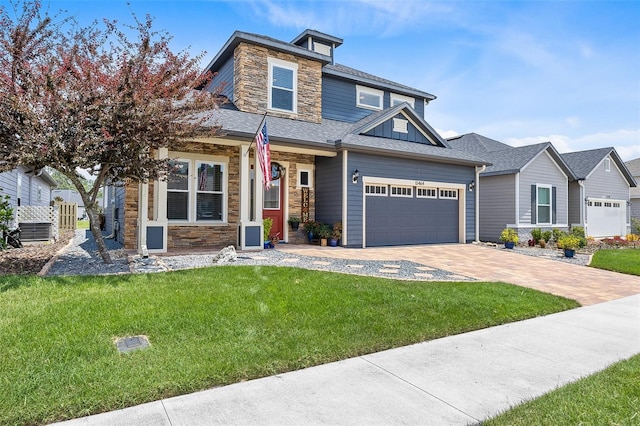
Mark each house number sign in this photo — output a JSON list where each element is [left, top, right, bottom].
[[302, 187, 310, 223]]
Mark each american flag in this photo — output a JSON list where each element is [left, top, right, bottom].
[[255, 120, 271, 190], [198, 164, 208, 191]]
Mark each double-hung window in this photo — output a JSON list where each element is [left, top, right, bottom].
[[268, 58, 297, 113], [167, 157, 226, 223], [536, 185, 552, 224]]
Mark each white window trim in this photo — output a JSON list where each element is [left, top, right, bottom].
[[167, 152, 228, 225], [536, 184, 552, 225], [390, 93, 415, 108], [267, 57, 298, 114], [439, 189, 458, 200], [392, 118, 408, 134], [604, 157, 611, 172], [390, 185, 413, 197], [416, 187, 437, 198], [365, 184, 388, 196], [356, 85, 383, 110], [296, 163, 314, 188]]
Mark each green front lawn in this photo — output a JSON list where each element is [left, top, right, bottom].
[[0, 266, 578, 425], [590, 248, 640, 275], [484, 354, 640, 425]]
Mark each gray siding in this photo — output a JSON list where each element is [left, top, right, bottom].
[[344, 152, 476, 246], [209, 57, 234, 101], [315, 153, 344, 226], [363, 114, 431, 144], [479, 174, 516, 242], [631, 196, 640, 227], [567, 181, 582, 225], [584, 155, 632, 224], [321, 76, 427, 124], [518, 151, 568, 225], [584, 156, 630, 200], [0, 166, 52, 209]]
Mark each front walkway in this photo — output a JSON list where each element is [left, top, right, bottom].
[[278, 244, 640, 306]]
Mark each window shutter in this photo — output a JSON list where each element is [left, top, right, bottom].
[[531, 185, 537, 224], [552, 186, 557, 224]]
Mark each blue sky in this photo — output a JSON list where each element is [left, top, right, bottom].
[[12, 0, 640, 160]]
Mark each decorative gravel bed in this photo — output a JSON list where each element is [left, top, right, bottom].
[[45, 230, 130, 276]]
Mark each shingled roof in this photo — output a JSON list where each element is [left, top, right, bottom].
[[561, 148, 636, 186]]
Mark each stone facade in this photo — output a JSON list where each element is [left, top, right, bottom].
[[233, 42, 323, 124]]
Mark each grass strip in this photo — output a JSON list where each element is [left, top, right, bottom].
[[0, 266, 578, 425], [484, 354, 640, 425], [590, 248, 640, 275]]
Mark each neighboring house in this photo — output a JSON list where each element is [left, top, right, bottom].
[[51, 189, 86, 219], [107, 28, 490, 253], [561, 148, 637, 237], [0, 166, 57, 225], [626, 157, 640, 228], [447, 133, 575, 242]]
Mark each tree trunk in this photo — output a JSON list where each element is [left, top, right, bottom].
[[86, 206, 112, 264]]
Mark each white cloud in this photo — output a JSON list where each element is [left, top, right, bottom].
[[436, 128, 460, 139], [506, 129, 640, 161], [565, 116, 581, 128]]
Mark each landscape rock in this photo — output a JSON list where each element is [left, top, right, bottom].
[[212, 245, 237, 264]]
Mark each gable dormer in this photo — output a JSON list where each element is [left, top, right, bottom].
[[291, 29, 343, 65]]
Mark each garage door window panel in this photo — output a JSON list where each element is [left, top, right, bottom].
[[390, 186, 413, 197], [366, 184, 388, 196]]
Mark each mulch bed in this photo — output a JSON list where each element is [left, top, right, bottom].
[[0, 230, 75, 275]]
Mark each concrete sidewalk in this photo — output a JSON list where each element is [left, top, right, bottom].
[[54, 294, 640, 426]]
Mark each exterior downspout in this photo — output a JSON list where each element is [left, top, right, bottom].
[[474, 165, 486, 242]]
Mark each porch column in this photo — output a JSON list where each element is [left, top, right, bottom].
[[145, 147, 168, 253], [238, 144, 263, 250], [137, 181, 149, 254]]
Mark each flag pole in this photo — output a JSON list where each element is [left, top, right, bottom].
[[246, 111, 268, 154]]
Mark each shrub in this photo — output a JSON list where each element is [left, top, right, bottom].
[[552, 228, 564, 243], [626, 233, 639, 242], [631, 218, 640, 234], [531, 228, 542, 244], [0, 190, 14, 249], [500, 228, 519, 243], [570, 226, 587, 248], [557, 234, 581, 250], [542, 230, 552, 243], [263, 217, 273, 241]]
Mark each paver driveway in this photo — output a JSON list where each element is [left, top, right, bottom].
[[278, 244, 640, 306]]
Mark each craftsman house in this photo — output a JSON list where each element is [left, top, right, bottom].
[[107, 29, 489, 253]]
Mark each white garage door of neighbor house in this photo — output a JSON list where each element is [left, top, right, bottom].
[[586, 198, 626, 237]]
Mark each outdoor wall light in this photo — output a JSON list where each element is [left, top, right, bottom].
[[468, 180, 475, 192], [352, 169, 359, 184]]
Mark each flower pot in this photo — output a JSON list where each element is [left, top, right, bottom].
[[504, 241, 515, 249], [307, 231, 314, 241], [564, 248, 575, 258], [263, 242, 270, 249], [320, 238, 327, 247], [290, 222, 299, 231], [329, 238, 338, 247]]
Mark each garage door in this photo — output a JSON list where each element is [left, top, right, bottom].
[[365, 184, 459, 246], [587, 199, 626, 237]]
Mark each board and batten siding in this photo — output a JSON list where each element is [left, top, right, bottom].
[[344, 152, 476, 246], [518, 151, 568, 226], [479, 174, 516, 242], [363, 115, 431, 144], [314, 154, 344, 226], [209, 57, 234, 101]]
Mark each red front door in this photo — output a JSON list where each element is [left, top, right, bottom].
[[262, 177, 283, 241]]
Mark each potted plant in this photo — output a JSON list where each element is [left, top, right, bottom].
[[263, 218, 273, 249], [557, 234, 580, 258], [288, 216, 301, 231], [304, 220, 320, 242], [330, 221, 342, 247], [317, 224, 332, 246], [499, 227, 519, 249]]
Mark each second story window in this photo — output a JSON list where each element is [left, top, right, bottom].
[[268, 58, 297, 113], [356, 85, 383, 110]]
